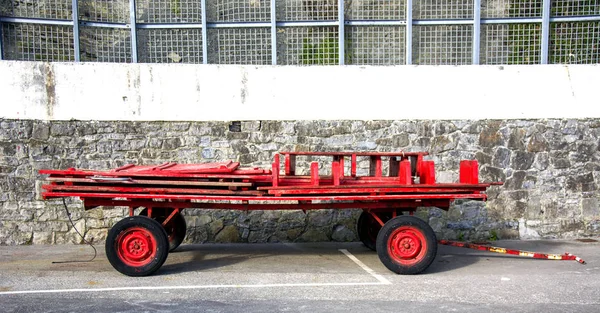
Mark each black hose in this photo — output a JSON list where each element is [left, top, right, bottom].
[[52, 198, 97, 264]]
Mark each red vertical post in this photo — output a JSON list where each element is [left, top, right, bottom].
[[311, 162, 319, 186], [351, 154, 357, 177], [399, 160, 412, 185], [416, 154, 424, 176], [272, 154, 280, 187], [284, 154, 291, 176], [339, 156, 344, 177], [460, 160, 471, 184], [421, 161, 436, 184], [284, 154, 297, 176], [332, 161, 340, 186], [460, 160, 479, 184]]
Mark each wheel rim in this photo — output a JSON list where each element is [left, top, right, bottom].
[[387, 226, 427, 265], [116, 227, 157, 267]]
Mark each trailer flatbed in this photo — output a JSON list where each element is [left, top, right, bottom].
[[40, 151, 498, 276]]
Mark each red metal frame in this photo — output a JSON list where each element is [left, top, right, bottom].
[[38, 150, 589, 272], [39, 151, 499, 216]]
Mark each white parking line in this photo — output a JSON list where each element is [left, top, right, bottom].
[[0, 282, 387, 295], [339, 249, 391, 285], [0, 249, 390, 295]]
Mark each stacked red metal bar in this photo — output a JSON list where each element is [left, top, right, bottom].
[[40, 151, 493, 212]]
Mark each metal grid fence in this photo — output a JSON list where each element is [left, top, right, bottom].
[[0, 0, 599, 65]]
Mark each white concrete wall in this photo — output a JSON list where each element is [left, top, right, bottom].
[[1, 61, 599, 121]]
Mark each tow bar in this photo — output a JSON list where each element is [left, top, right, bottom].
[[438, 240, 586, 264]]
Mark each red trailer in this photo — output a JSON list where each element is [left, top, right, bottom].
[[40, 151, 499, 276]]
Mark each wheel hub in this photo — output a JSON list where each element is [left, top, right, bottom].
[[391, 230, 422, 259], [116, 227, 157, 266], [387, 226, 428, 265]]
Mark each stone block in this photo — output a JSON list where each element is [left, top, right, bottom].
[[518, 219, 541, 239], [49, 123, 75, 136], [533, 152, 549, 170], [307, 210, 333, 228], [201, 148, 214, 159], [566, 173, 596, 192], [582, 198, 599, 217], [478, 122, 504, 148], [241, 121, 261, 132], [285, 228, 303, 241], [85, 229, 108, 244], [208, 219, 224, 237], [324, 135, 354, 146], [511, 151, 535, 170], [505, 170, 526, 190], [527, 133, 549, 152], [32, 231, 53, 245], [248, 230, 270, 243], [331, 225, 356, 242], [392, 133, 410, 147], [215, 225, 240, 243], [431, 135, 457, 153], [297, 228, 330, 242], [185, 227, 208, 243], [32, 123, 50, 141], [507, 128, 526, 150], [227, 132, 249, 140], [491, 147, 511, 169], [279, 210, 306, 229], [480, 165, 506, 182], [356, 141, 377, 150]]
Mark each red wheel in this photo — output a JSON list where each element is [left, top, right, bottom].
[[106, 216, 169, 276], [387, 226, 427, 266], [116, 227, 157, 267], [376, 216, 437, 275]]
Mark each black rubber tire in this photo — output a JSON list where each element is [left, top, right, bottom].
[[106, 216, 169, 277], [140, 208, 187, 252], [357, 211, 392, 251], [376, 216, 437, 275], [357, 211, 380, 251]]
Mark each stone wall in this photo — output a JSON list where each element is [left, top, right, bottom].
[[1, 118, 598, 245]]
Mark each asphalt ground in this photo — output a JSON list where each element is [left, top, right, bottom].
[[0, 240, 599, 313]]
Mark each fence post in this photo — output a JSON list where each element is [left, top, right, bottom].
[[405, 0, 412, 65], [72, 0, 81, 62], [271, 0, 276, 65], [540, 0, 551, 64], [129, 0, 138, 62], [472, 0, 480, 64], [338, 0, 345, 65], [201, 0, 208, 64]]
